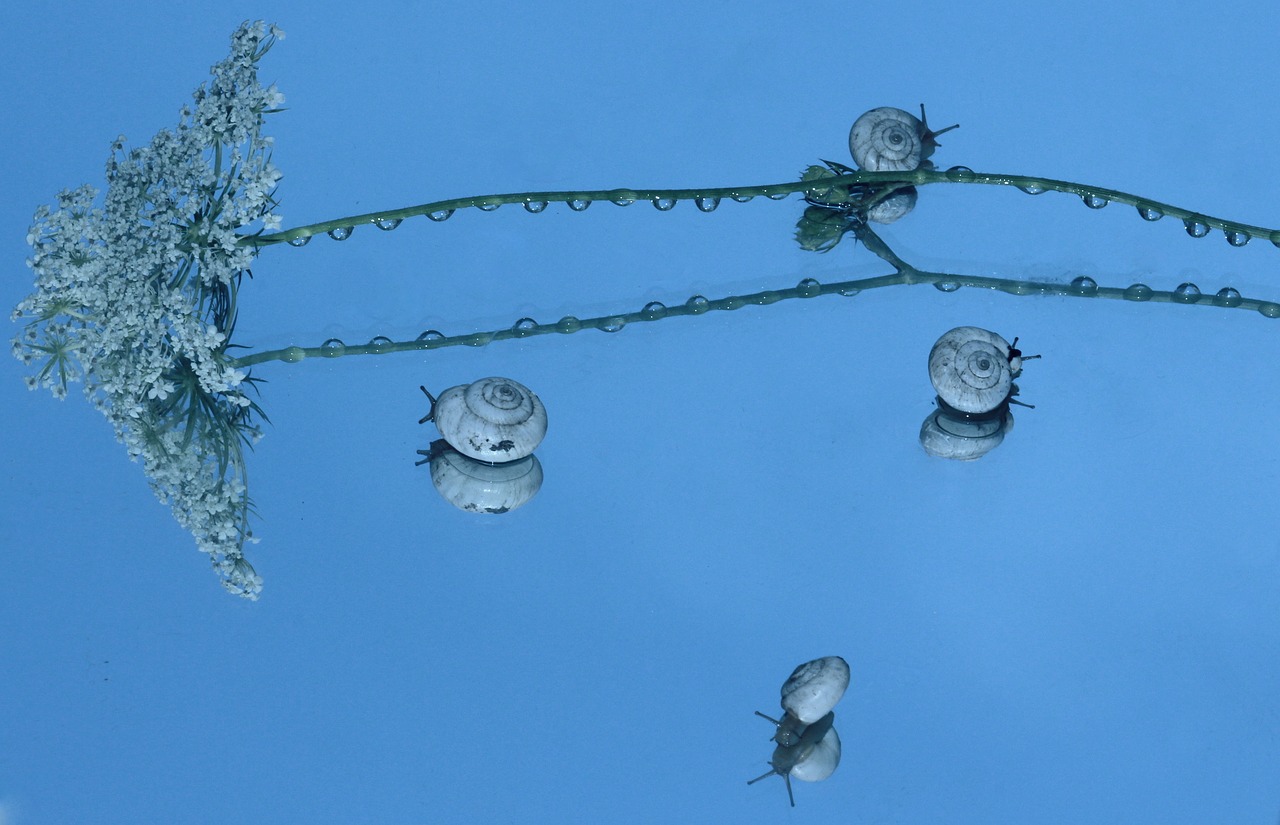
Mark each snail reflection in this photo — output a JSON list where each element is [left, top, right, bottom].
[[920, 407, 1016, 461], [749, 656, 850, 807], [922, 326, 1038, 460], [416, 376, 547, 513]]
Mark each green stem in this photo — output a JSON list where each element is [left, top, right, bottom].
[[242, 169, 1280, 249], [229, 268, 1280, 369]]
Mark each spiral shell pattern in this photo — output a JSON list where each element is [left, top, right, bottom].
[[928, 327, 1014, 414], [432, 376, 548, 462], [848, 107, 925, 172]]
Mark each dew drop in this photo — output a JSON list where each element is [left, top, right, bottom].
[[599, 317, 626, 332], [1213, 287, 1243, 308], [428, 209, 455, 222], [1172, 282, 1202, 303], [1136, 205, 1163, 221], [945, 166, 976, 182], [512, 317, 538, 336], [320, 338, 346, 357], [766, 192, 790, 200], [374, 217, 402, 231], [556, 316, 582, 333], [368, 335, 393, 353], [477, 201, 501, 212], [1225, 230, 1250, 247], [838, 286, 862, 297], [641, 301, 667, 319], [1081, 193, 1109, 209], [463, 333, 494, 347], [730, 192, 755, 203], [686, 295, 710, 313], [755, 291, 781, 305], [286, 235, 311, 247], [1016, 183, 1047, 195], [797, 278, 822, 297], [416, 330, 445, 342], [1070, 275, 1098, 295], [568, 198, 592, 212], [651, 197, 677, 211], [523, 201, 549, 213], [327, 226, 354, 240], [934, 280, 962, 293], [1123, 283, 1153, 301], [610, 193, 637, 206], [1259, 303, 1280, 318], [281, 346, 306, 363], [694, 196, 721, 213], [722, 297, 746, 311], [1184, 218, 1209, 238]]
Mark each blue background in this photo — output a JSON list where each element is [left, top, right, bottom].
[[3, 1, 1279, 822]]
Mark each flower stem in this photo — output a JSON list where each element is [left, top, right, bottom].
[[229, 267, 1280, 369], [243, 169, 1280, 249]]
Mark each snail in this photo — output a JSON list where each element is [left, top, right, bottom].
[[418, 377, 547, 463], [928, 326, 1038, 415], [749, 656, 849, 806], [848, 105, 958, 172], [416, 439, 544, 514]]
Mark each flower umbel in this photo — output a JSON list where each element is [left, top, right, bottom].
[[11, 21, 285, 599]]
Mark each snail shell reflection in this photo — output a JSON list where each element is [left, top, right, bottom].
[[920, 407, 1014, 461], [427, 440, 544, 513], [866, 186, 917, 224], [748, 710, 841, 806], [428, 377, 547, 462]]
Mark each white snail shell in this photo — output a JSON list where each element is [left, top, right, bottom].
[[433, 377, 547, 463], [866, 187, 917, 224], [780, 656, 850, 725], [849, 107, 927, 172], [789, 725, 841, 783], [928, 327, 1015, 415], [429, 442, 544, 513]]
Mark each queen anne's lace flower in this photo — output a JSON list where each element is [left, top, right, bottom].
[[12, 21, 286, 599]]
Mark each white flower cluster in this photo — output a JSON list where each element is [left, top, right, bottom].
[[11, 21, 287, 599]]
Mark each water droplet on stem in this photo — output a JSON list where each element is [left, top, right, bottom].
[[1123, 283, 1153, 301], [1070, 276, 1098, 295], [1213, 287, 1242, 308]]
